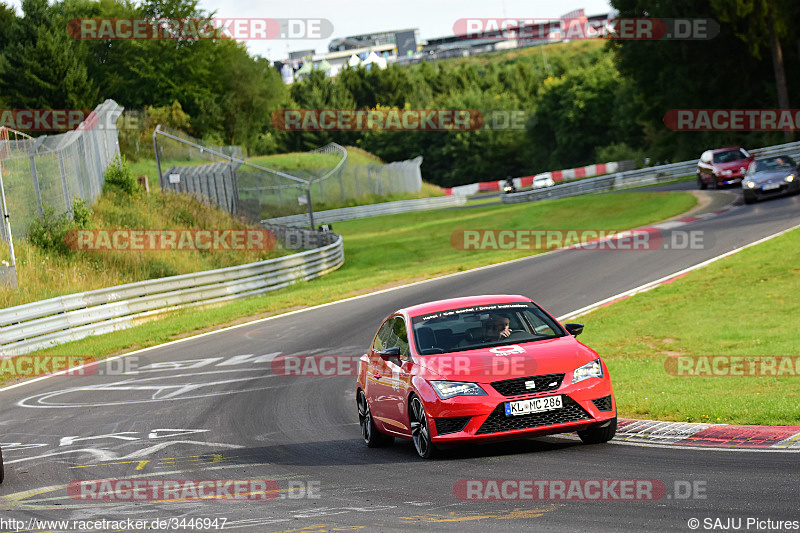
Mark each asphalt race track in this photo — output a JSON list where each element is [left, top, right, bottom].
[[1, 184, 799, 532]]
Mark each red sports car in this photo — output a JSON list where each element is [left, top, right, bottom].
[[697, 147, 754, 189], [355, 295, 616, 458]]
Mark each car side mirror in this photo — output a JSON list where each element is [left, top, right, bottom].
[[378, 346, 401, 360], [564, 323, 584, 337]]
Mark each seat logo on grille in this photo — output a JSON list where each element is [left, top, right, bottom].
[[524, 380, 536, 389]]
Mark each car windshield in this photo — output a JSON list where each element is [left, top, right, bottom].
[[752, 156, 795, 173], [713, 149, 748, 163], [411, 302, 567, 355]]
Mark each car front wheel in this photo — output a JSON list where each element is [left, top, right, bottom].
[[697, 174, 707, 190], [578, 417, 617, 444], [409, 395, 436, 458], [357, 390, 394, 448]]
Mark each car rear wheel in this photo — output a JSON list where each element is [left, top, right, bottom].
[[409, 395, 436, 459], [697, 174, 707, 190], [578, 417, 617, 444], [357, 390, 394, 448]]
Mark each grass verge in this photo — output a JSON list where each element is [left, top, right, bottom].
[[0, 190, 286, 308], [579, 226, 800, 426]]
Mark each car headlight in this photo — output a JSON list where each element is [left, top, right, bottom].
[[745, 181, 756, 189], [430, 381, 487, 400], [572, 359, 603, 384], [786, 174, 795, 182]]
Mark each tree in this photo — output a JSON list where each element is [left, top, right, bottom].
[[0, 0, 97, 111], [710, 0, 793, 141]]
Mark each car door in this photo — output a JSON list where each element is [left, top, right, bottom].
[[366, 318, 394, 417], [370, 316, 414, 436]]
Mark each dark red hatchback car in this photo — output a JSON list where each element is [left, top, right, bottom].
[[355, 295, 616, 458], [697, 147, 754, 189]]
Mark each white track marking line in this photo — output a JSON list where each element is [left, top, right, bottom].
[[557, 221, 800, 322]]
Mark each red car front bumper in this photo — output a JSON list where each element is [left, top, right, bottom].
[[418, 375, 615, 444]]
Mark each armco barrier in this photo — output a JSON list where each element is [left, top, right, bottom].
[[502, 140, 800, 204], [444, 160, 635, 196], [264, 195, 467, 227], [0, 229, 343, 356]]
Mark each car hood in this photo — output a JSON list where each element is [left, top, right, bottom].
[[749, 169, 793, 183], [713, 160, 751, 172], [416, 336, 597, 382]]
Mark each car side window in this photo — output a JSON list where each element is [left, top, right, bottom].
[[388, 317, 410, 359], [372, 319, 394, 352]]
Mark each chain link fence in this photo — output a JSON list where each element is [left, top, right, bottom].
[[0, 100, 122, 237], [0, 100, 124, 287], [154, 126, 424, 226]]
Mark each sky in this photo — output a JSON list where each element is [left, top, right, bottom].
[[2, 0, 615, 61], [197, 0, 615, 60]]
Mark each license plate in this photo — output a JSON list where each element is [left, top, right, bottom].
[[763, 183, 781, 191], [504, 395, 562, 416]]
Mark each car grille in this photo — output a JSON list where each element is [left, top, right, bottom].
[[591, 395, 613, 411], [476, 396, 591, 435], [434, 417, 471, 435], [490, 373, 565, 397]]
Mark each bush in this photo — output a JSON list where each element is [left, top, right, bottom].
[[103, 156, 140, 196], [27, 198, 93, 255], [72, 198, 92, 227]]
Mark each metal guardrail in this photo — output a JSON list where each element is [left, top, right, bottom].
[[503, 140, 800, 204], [0, 229, 344, 355], [264, 195, 467, 227]]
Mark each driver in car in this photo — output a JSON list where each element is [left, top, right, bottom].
[[486, 314, 512, 341]]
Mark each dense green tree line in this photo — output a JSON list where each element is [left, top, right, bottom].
[[2, 0, 798, 186], [0, 0, 286, 150]]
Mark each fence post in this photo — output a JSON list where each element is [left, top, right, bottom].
[[57, 152, 71, 214], [153, 125, 164, 192], [29, 155, 43, 219], [0, 165, 17, 272], [306, 187, 315, 229], [73, 141, 86, 199]]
